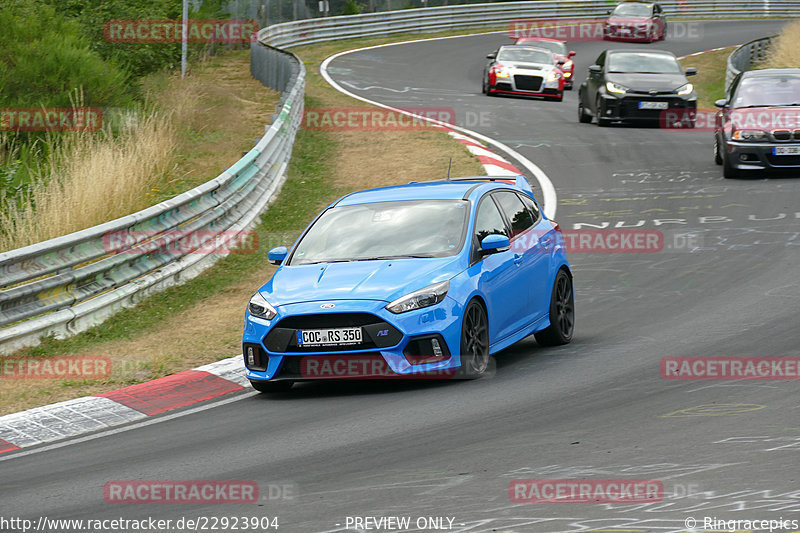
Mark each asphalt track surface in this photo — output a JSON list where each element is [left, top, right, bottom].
[[2, 20, 799, 533]]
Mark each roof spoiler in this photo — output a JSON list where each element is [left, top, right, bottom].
[[444, 175, 534, 192]]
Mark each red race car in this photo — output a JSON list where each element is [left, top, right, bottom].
[[603, 1, 667, 43], [514, 37, 576, 89]]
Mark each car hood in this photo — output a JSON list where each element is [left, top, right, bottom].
[[260, 256, 464, 307], [502, 60, 555, 72], [606, 16, 653, 25], [606, 72, 688, 92]]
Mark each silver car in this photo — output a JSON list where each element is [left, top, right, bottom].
[[714, 69, 800, 179], [483, 45, 566, 102]]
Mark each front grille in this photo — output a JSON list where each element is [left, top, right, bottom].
[[620, 98, 688, 119], [773, 130, 792, 141], [514, 75, 543, 92], [263, 312, 403, 353], [274, 353, 388, 380], [766, 154, 800, 166]]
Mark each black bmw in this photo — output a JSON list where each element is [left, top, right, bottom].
[[578, 49, 697, 126]]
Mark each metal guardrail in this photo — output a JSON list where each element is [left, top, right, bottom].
[[725, 35, 775, 91], [260, 0, 800, 49], [0, 43, 305, 354], [1, 1, 795, 354]]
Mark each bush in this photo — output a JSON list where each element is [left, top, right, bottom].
[[0, 3, 134, 109]]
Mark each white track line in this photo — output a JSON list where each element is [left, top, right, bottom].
[[319, 36, 559, 219]]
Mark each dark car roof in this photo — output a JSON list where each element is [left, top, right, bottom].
[[742, 68, 800, 78], [607, 49, 675, 56]]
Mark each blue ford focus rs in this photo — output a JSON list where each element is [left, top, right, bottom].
[[242, 176, 574, 392]]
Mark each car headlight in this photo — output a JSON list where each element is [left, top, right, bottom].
[[386, 280, 449, 314], [493, 65, 510, 78], [562, 60, 573, 70], [732, 129, 767, 141], [676, 83, 694, 95], [606, 81, 628, 94], [248, 291, 277, 320], [547, 71, 562, 82]]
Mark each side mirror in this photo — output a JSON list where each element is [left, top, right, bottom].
[[268, 246, 288, 265], [714, 99, 728, 108], [588, 65, 602, 74], [685, 67, 697, 76], [480, 234, 510, 255], [486, 53, 496, 60], [568, 51, 576, 58]]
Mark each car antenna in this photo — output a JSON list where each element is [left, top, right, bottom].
[[446, 157, 453, 180]]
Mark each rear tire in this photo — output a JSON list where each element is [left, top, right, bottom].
[[534, 269, 575, 346], [250, 380, 294, 393], [457, 300, 490, 378]]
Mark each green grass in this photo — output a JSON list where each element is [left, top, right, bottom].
[[680, 49, 732, 109], [20, 95, 341, 357]]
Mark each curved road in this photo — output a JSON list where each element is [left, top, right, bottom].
[[2, 20, 799, 533]]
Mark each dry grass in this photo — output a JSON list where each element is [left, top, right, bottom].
[[0, 89, 194, 251], [0, 51, 278, 252], [763, 19, 800, 68]]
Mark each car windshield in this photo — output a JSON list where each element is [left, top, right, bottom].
[[289, 200, 469, 265], [611, 3, 653, 17], [733, 75, 800, 108], [497, 48, 553, 64], [607, 52, 681, 73], [516, 40, 566, 55]]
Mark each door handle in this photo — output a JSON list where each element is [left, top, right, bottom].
[[513, 253, 523, 266]]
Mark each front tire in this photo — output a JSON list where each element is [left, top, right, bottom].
[[534, 269, 575, 346], [722, 151, 741, 179], [596, 96, 611, 126], [714, 136, 723, 165], [578, 98, 592, 123], [250, 380, 294, 393], [458, 300, 490, 378]]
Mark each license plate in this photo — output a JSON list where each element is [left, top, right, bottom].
[[297, 327, 362, 346], [773, 146, 800, 156], [639, 101, 669, 110]]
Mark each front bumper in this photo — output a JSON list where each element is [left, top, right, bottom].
[[490, 72, 563, 98], [603, 24, 654, 41], [598, 94, 696, 123], [242, 298, 464, 382], [724, 141, 800, 173]]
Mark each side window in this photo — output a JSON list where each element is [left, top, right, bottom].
[[493, 191, 534, 238], [518, 194, 541, 224], [595, 51, 606, 68], [473, 197, 508, 245]]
